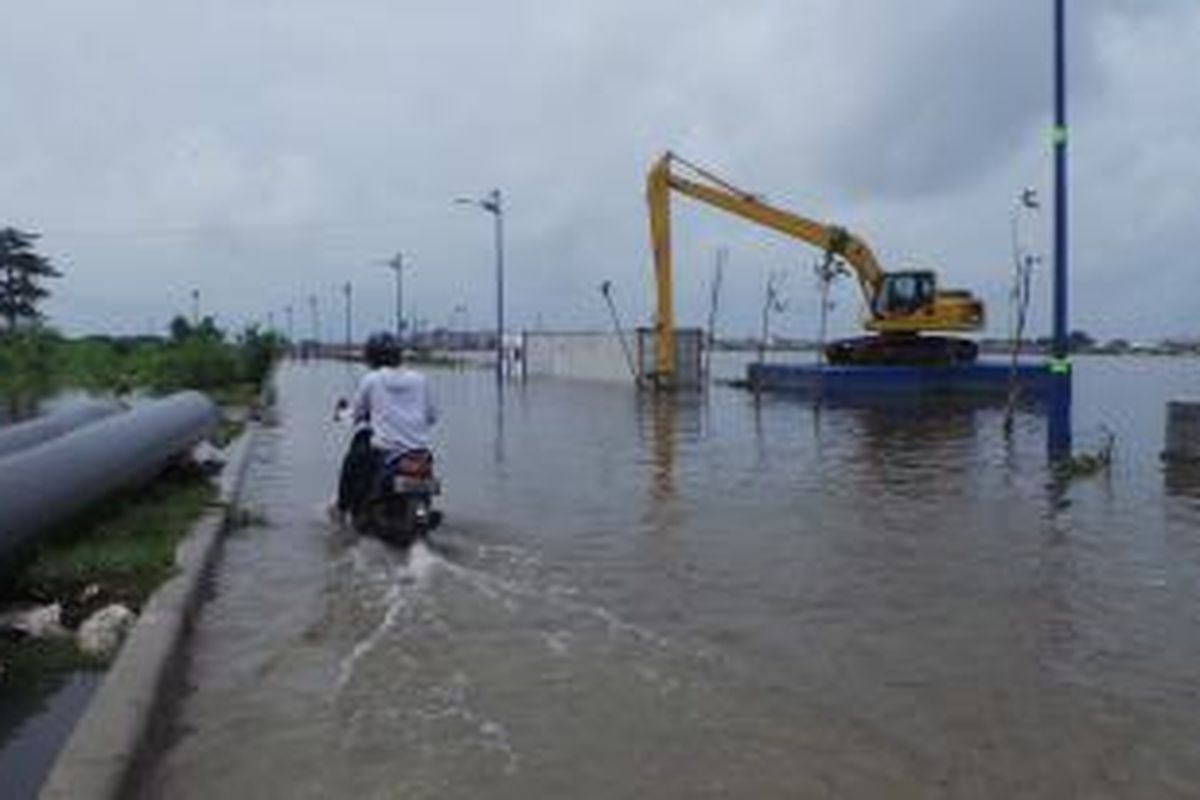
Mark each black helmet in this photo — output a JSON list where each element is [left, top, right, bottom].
[[364, 331, 401, 368]]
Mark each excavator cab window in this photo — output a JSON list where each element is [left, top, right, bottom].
[[876, 271, 936, 316]]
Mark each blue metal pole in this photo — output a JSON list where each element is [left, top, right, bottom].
[[1048, 0, 1073, 462], [1052, 0, 1069, 366]]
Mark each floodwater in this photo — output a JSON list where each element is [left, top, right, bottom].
[[151, 357, 1200, 798], [0, 673, 101, 799]]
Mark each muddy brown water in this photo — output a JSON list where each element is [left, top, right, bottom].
[[149, 357, 1200, 798]]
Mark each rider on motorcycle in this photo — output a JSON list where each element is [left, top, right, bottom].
[[333, 332, 438, 523]]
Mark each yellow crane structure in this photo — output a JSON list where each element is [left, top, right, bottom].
[[646, 152, 985, 383]]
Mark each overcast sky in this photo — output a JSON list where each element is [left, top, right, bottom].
[[1, 0, 1197, 342]]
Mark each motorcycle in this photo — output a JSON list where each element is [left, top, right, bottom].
[[352, 449, 443, 548]]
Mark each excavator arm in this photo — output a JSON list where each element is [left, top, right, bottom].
[[646, 152, 984, 382]]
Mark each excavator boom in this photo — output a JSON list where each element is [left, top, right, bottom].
[[646, 152, 984, 382]]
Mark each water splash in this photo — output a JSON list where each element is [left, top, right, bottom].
[[335, 540, 443, 689], [409, 671, 521, 776]]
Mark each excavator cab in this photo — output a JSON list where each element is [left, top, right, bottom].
[[874, 271, 937, 317]]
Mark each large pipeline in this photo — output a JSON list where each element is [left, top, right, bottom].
[[0, 399, 126, 460], [0, 392, 218, 565]]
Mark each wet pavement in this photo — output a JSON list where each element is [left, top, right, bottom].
[[150, 357, 1200, 798]]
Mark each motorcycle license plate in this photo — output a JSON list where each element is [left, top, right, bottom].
[[394, 477, 440, 495]]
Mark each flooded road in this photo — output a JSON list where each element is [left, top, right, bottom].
[[152, 358, 1200, 798]]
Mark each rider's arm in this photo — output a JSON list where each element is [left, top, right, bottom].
[[352, 374, 373, 425], [424, 380, 438, 426]]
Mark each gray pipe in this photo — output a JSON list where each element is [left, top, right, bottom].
[[0, 399, 126, 459], [0, 392, 219, 565]]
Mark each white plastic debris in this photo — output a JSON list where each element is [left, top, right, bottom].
[[77, 604, 137, 657], [3, 603, 69, 639]]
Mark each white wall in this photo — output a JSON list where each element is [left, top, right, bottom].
[[522, 331, 638, 383]]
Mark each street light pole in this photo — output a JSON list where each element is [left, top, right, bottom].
[[492, 190, 505, 382], [386, 252, 406, 344], [308, 294, 320, 347], [457, 189, 505, 383], [342, 281, 353, 354]]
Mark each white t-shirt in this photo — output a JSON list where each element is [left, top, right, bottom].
[[352, 367, 438, 452]]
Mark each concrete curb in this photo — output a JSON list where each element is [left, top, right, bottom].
[[37, 422, 260, 800]]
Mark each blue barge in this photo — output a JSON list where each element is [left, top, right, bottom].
[[744, 360, 1068, 402]]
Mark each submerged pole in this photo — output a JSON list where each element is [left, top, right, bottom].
[[1052, 0, 1069, 365], [1048, 0, 1073, 461]]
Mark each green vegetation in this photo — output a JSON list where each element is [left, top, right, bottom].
[[0, 236, 275, 701], [2, 464, 217, 623], [0, 464, 217, 693], [0, 227, 61, 336], [0, 316, 284, 406], [213, 415, 247, 447], [0, 639, 104, 695]]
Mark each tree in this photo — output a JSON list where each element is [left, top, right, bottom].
[[169, 314, 192, 343], [1068, 329, 1096, 352], [168, 314, 223, 344], [0, 227, 61, 336]]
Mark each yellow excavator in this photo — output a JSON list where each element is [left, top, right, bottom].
[[647, 152, 985, 382]]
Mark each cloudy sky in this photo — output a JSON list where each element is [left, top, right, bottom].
[[1, 0, 1196, 342]]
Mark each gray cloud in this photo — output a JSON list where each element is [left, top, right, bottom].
[[0, 1, 1196, 340]]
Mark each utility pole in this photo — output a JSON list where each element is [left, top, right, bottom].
[[308, 294, 320, 347], [490, 189, 505, 382], [190, 289, 200, 326], [814, 251, 846, 365], [386, 252, 406, 344], [285, 304, 295, 343], [342, 281, 353, 353], [456, 188, 505, 383], [600, 280, 640, 384], [704, 247, 726, 378], [758, 270, 787, 368]]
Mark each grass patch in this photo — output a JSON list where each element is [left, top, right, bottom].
[[0, 638, 104, 692], [1, 465, 216, 698], [207, 382, 262, 410], [3, 465, 218, 625], [213, 415, 247, 448]]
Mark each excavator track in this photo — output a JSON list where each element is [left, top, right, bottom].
[[824, 335, 978, 367]]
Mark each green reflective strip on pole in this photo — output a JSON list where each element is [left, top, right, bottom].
[[1048, 357, 1072, 375], [1051, 125, 1068, 145]]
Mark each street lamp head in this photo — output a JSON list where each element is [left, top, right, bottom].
[[378, 253, 407, 271], [455, 193, 501, 215]]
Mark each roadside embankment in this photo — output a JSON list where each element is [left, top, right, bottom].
[[34, 419, 259, 800], [0, 373, 272, 798]]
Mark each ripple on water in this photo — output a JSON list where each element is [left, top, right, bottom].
[[151, 358, 1200, 799]]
